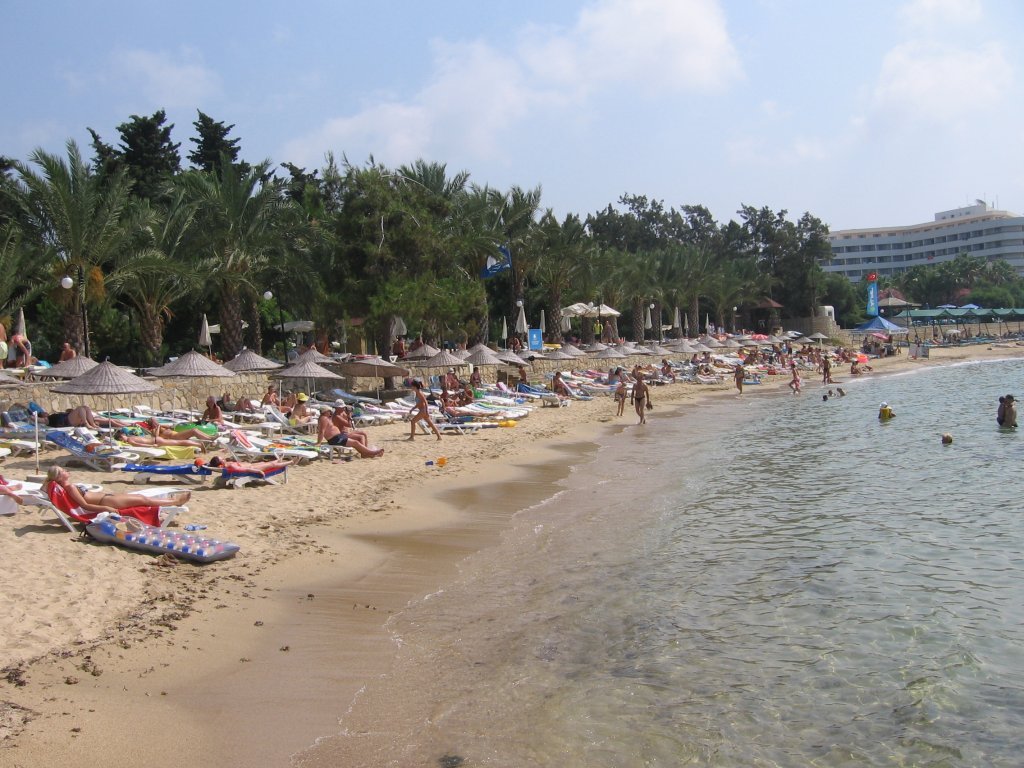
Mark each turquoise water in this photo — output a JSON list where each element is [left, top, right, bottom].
[[301, 358, 1024, 767]]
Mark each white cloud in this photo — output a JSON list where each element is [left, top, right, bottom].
[[898, 0, 982, 28], [521, 0, 742, 95], [107, 48, 222, 109], [283, 0, 742, 167], [872, 40, 1011, 124]]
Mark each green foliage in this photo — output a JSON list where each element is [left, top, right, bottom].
[[116, 110, 181, 201], [188, 110, 246, 174]]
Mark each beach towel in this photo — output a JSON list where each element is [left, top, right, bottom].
[[47, 482, 161, 527]]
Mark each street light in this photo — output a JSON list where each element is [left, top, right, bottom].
[[649, 302, 656, 342], [264, 290, 285, 358], [732, 306, 738, 334], [60, 270, 89, 358]]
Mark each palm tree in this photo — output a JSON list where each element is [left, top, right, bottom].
[[9, 140, 133, 353], [178, 161, 292, 359], [106, 193, 202, 364], [531, 211, 593, 342]]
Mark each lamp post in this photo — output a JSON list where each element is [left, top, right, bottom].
[[732, 306, 738, 334], [649, 302, 656, 342], [264, 290, 285, 358], [60, 271, 89, 358]]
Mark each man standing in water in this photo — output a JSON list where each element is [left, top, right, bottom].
[[631, 372, 651, 425]]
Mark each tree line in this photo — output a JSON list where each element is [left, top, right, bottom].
[[6, 108, 1003, 365]]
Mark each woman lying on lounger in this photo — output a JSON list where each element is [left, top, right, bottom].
[[45, 466, 190, 513], [142, 417, 215, 444], [116, 428, 207, 452], [205, 455, 299, 475]]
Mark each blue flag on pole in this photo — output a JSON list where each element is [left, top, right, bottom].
[[480, 244, 512, 278]]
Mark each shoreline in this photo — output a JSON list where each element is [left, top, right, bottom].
[[2, 345, 1021, 766]]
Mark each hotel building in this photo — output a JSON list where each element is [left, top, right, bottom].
[[824, 201, 1024, 282]]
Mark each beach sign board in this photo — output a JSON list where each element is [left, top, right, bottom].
[[528, 329, 544, 350]]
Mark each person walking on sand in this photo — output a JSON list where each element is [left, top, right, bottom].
[[614, 377, 627, 417], [407, 380, 442, 441], [734, 364, 745, 395], [631, 372, 651, 425]]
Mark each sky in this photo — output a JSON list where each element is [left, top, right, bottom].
[[4, 0, 1024, 232]]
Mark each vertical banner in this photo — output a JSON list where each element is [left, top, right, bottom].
[[866, 272, 879, 316], [528, 328, 543, 351]]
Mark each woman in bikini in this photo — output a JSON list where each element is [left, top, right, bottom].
[[631, 373, 651, 425], [45, 466, 190, 513]]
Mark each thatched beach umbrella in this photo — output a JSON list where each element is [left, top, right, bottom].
[[271, 357, 344, 398], [405, 343, 441, 360], [591, 347, 627, 360], [557, 342, 587, 357], [334, 356, 409, 379], [494, 349, 528, 367], [464, 348, 503, 367], [38, 356, 99, 379], [150, 350, 237, 379], [412, 349, 468, 369], [223, 348, 283, 372]]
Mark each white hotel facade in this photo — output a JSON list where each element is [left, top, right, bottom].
[[824, 201, 1024, 282]]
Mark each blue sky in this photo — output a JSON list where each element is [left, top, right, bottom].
[[5, 0, 1024, 231]]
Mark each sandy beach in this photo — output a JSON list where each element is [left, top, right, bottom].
[[1, 343, 1021, 767]]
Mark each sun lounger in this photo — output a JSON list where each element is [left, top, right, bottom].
[[115, 462, 215, 485], [45, 482, 186, 532], [46, 430, 139, 471], [226, 430, 321, 463]]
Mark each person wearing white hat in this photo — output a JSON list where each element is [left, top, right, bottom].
[[878, 402, 895, 421]]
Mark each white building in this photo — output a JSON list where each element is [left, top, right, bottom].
[[824, 201, 1024, 282]]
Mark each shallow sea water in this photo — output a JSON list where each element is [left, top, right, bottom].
[[301, 358, 1024, 767]]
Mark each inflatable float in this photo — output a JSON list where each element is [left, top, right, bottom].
[[86, 513, 240, 563]]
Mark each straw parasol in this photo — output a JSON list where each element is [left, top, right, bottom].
[[0, 372, 28, 387], [38, 356, 99, 379], [591, 347, 627, 360], [412, 349, 469, 369], [464, 348, 504, 367], [223, 348, 283, 372], [334, 356, 409, 379], [52, 360, 159, 397], [404, 343, 441, 360], [293, 347, 335, 364], [542, 349, 574, 361], [271, 357, 344, 397], [149, 350, 237, 379], [494, 349, 529, 366], [558, 342, 587, 357]]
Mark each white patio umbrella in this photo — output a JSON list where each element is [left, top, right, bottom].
[[501, 316, 508, 346], [673, 306, 682, 332], [392, 315, 408, 337], [539, 309, 546, 334], [644, 305, 653, 331], [560, 313, 572, 333]]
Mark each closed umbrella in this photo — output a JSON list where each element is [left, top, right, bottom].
[[560, 313, 572, 333], [501, 316, 508, 345], [644, 305, 652, 331], [539, 310, 546, 334], [392, 316, 408, 337], [673, 306, 681, 332], [199, 314, 212, 351], [515, 304, 528, 334]]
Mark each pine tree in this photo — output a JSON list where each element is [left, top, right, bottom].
[[116, 110, 181, 201], [188, 110, 247, 175]]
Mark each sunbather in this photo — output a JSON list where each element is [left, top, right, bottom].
[[331, 403, 370, 444], [116, 428, 206, 452], [0, 475, 25, 505], [66, 405, 132, 429], [261, 384, 280, 408], [315, 410, 384, 457], [206, 455, 298, 475], [142, 417, 214, 443], [201, 396, 225, 425], [45, 466, 190, 513]]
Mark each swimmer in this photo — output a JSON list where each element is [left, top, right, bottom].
[[941, 433, 953, 445]]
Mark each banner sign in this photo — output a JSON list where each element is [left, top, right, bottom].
[[866, 279, 879, 316], [528, 328, 543, 351], [480, 244, 512, 278]]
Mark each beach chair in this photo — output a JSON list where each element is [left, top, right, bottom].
[[115, 461, 215, 485], [45, 482, 186, 531], [262, 406, 318, 436], [46, 430, 139, 471], [226, 429, 321, 463], [213, 461, 290, 489]]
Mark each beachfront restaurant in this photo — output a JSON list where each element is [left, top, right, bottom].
[[893, 307, 1024, 340]]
